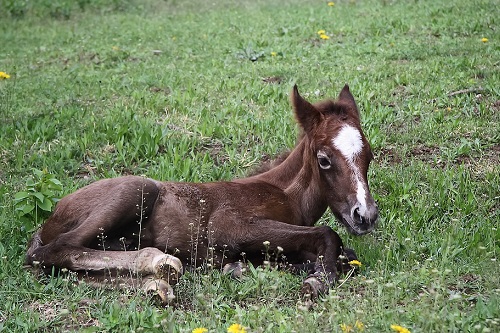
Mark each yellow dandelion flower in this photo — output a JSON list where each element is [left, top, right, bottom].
[[328, 2, 335, 6], [0, 72, 11, 79], [112, 46, 120, 51], [320, 34, 330, 40], [227, 323, 246, 333], [192, 328, 208, 333], [391, 324, 411, 333], [317, 29, 326, 35], [481, 37, 488, 43], [355, 320, 365, 331], [348, 260, 362, 267], [340, 323, 353, 332], [271, 51, 277, 56]]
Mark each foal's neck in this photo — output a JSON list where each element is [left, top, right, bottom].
[[252, 137, 328, 225]]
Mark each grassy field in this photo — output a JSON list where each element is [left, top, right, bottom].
[[0, 0, 499, 331]]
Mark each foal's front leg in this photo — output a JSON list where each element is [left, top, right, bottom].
[[217, 217, 344, 298]]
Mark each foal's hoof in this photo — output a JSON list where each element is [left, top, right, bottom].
[[223, 262, 245, 279], [301, 276, 327, 300], [337, 247, 359, 275], [152, 255, 183, 285], [144, 278, 175, 305]]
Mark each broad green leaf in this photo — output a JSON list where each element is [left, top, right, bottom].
[[33, 192, 45, 203], [21, 204, 35, 215], [43, 190, 54, 198], [48, 178, 63, 190], [37, 197, 53, 212], [14, 191, 30, 201]]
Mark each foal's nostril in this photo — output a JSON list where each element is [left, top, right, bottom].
[[353, 207, 367, 224]]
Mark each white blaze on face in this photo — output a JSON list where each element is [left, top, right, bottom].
[[332, 125, 368, 214]]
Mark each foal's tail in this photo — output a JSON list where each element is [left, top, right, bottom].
[[24, 230, 43, 267]]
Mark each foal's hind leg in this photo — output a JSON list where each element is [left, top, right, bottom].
[[31, 245, 183, 284], [27, 177, 183, 302], [32, 245, 183, 304], [80, 266, 178, 304]]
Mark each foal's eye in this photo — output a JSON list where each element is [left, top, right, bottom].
[[318, 156, 331, 170]]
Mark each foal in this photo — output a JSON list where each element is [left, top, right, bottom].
[[26, 85, 378, 302]]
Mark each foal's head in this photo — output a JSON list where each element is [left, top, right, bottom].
[[292, 85, 379, 235]]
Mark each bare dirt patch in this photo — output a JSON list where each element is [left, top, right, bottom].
[[198, 141, 228, 166], [377, 143, 499, 173], [262, 76, 282, 84]]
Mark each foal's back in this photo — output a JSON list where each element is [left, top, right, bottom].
[[31, 174, 296, 258]]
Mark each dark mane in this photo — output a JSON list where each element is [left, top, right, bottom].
[[247, 150, 292, 176], [250, 96, 359, 176]]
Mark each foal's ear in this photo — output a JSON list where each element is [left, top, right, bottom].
[[338, 84, 359, 116], [291, 85, 321, 133]]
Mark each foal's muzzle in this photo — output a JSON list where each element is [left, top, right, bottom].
[[352, 203, 379, 226], [341, 201, 379, 235]]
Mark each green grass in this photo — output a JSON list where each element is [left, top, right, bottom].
[[1, 0, 499, 331]]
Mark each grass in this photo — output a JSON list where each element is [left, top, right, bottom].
[[0, 0, 499, 331]]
